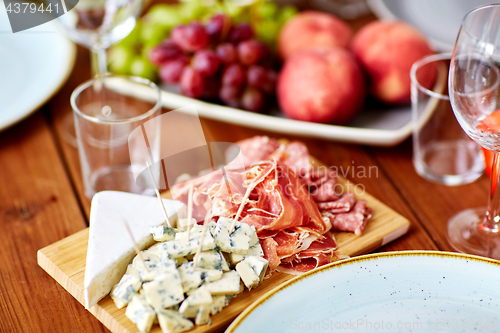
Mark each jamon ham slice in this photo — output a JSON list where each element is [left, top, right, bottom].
[[322, 200, 372, 235], [171, 136, 372, 275], [317, 193, 356, 213]]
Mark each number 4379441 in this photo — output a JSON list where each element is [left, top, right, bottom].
[[5, 2, 61, 14]]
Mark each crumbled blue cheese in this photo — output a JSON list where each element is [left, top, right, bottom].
[[156, 233, 216, 259], [195, 305, 211, 325], [179, 286, 213, 318], [140, 259, 178, 282], [210, 295, 232, 315], [151, 225, 178, 242], [246, 256, 269, 285], [200, 269, 223, 283], [227, 230, 264, 265], [178, 262, 203, 293], [125, 294, 156, 333], [213, 217, 254, 254], [235, 260, 260, 290], [204, 271, 242, 295], [110, 274, 142, 309], [110, 273, 142, 309], [196, 251, 230, 271], [142, 271, 184, 309], [156, 309, 193, 333]]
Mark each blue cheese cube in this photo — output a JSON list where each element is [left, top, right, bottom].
[[179, 286, 213, 318], [178, 262, 223, 293], [200, 269, 223, 283], [213, 217, 257, 254], [178, 262, 203, 293], [246, 256, 269, 285], [110, 274, 141, 309], [156, 233, 216, 259], [142, 271, 184, 309], [227, 231, 263, 265], [140, 259, 178, 282], [174, 230, 202, 241], [197, 251, 230, 271], [235, 260, 260, 290], [151, 225, 178, 242], [156, 309, 193, 333], [195, 305, 211, 325], [204, 271, 243, 295], [210, 295, 232, 315], [125, 294, 156, 333]]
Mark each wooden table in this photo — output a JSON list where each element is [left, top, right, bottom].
[[0, 12, 492, 333]]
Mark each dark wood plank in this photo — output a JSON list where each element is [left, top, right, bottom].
[[0, 112, 107, 333], [370, 139, 490, 251]]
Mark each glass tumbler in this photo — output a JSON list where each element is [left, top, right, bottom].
[[71, 75, 161, 199]]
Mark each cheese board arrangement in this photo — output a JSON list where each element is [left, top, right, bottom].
[[38, 137, 410, 333]]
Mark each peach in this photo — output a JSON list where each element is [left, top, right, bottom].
[[278, 11, 353, 60], [277, 48, 365, 125], [351, 21, 435, 104]]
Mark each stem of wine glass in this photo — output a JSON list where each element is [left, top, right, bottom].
[[90, 47, 108, 77], [485, 151, 500, 231]]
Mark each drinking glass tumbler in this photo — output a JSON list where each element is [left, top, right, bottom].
[[71, 75, 161, 199], [411, 53, 484, 186]]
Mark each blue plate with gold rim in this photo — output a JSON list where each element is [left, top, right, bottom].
[[227, 251, 500, 333]]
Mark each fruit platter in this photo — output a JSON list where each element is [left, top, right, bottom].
[[106, 0, 437, 146]]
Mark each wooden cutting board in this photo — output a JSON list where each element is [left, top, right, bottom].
[[38, 176, 410, 333]]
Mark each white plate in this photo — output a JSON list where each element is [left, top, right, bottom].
[[110, 80, 412, 146], [0, 8, 76, 131], [368, 0, 494, 52], [227, 251, 500, 333], [159, 89, 412, 147]]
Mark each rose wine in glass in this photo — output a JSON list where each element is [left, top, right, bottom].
[[448, 4, 500, 259]]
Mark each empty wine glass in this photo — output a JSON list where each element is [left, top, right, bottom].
[[58, 0, 142, 75], [448, 4, 500, 259], [56, 0, 142, 146]]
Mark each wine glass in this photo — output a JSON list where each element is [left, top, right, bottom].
[[56, 0, 142, 146], [448, 4, 500, 259], [57, 0, 142, 75]]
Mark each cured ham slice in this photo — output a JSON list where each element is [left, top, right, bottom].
[[237, 136, 280, 164], [171, 136, 372, 275], [322, 200, 372, 235], [317, 193, 356, 213], [261, 238, 280, 272]]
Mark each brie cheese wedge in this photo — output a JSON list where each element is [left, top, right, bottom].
[[84, 191, 186, 308]]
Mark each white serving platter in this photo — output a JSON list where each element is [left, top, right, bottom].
[[368, 0, 494, 52]]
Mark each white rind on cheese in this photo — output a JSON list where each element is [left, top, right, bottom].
[[84, 191, 186, 308]]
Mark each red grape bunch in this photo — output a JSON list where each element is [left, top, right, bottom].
[[149, 14, 277, 112]]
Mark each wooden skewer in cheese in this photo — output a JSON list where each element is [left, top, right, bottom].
[[146, 161, 172, 228], [186, 182, 194, 241], [229, 180, 256, 233], [122, 217, 150, 273], [192, 206, 213, 272]]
